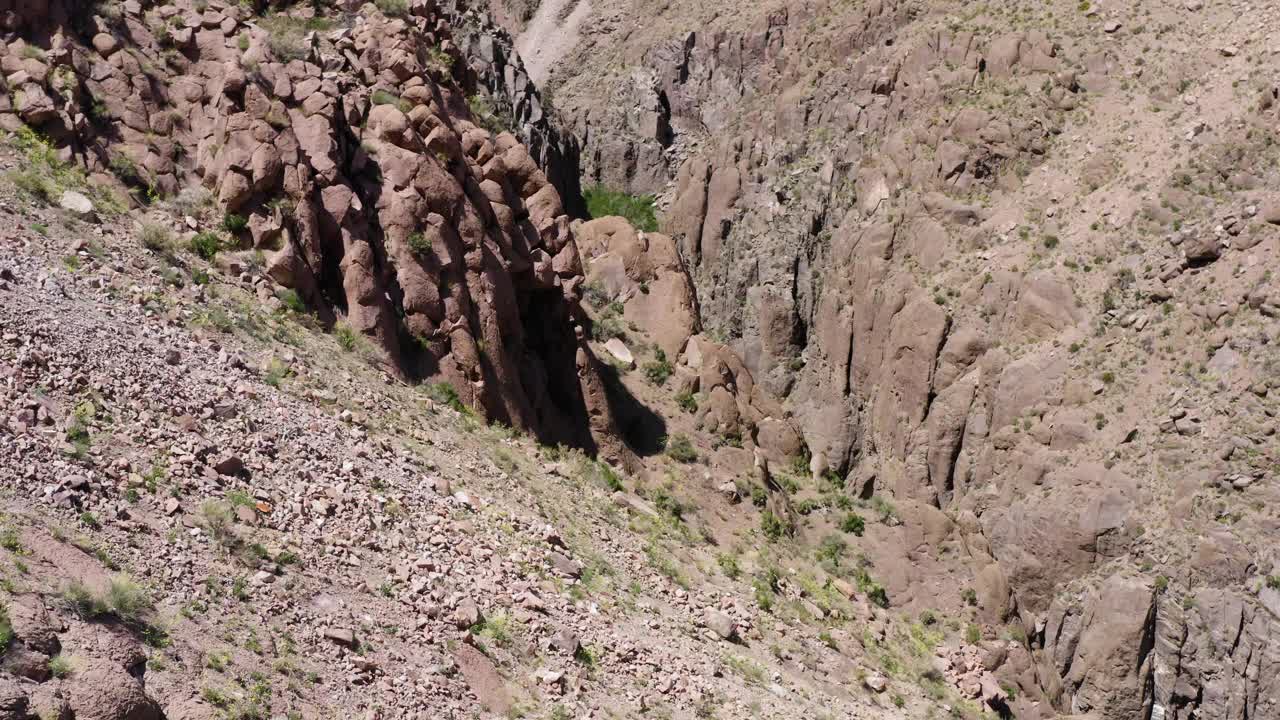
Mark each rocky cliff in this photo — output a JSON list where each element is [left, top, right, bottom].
[[1, 0, 628, 458], [497, 0, 1280, 717], [1, 0, 1279, 718]]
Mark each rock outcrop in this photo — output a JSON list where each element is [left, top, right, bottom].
[[0, 0, 627, 457]]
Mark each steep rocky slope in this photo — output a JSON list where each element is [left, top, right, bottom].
[[488, 0, 1280, 718], [3, 0, 1280, 719]]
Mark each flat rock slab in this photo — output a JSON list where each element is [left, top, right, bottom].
[[454, 643, 512, 715]]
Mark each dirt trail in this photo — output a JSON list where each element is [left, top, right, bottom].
[[516, 0, 591, 85]]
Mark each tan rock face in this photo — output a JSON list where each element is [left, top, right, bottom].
[[2, 0, 628, 460]]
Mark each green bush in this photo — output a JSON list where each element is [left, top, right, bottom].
[[407, 231, 431, 257], [651, 489, 685, 521], [221, 213, 247, 233], [335, 324, 358, 352], [815, 534, 846, 566], [761, 510, 790, 541], [426, 382, 465, 413], [48, 655, 72, 678], [642, 349, 673, 386], [62, 575, 152, 625], [584, 185, 658, 232], [664, 434, 696, 463], [840, 512, 865, 536], [189, 231, 220, 260], [674, 390, 697, 413], [0, 605, 12, 651]]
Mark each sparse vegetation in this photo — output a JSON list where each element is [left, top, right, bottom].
[[583, 185, 659, 232], [62, 575, 152, 625], [140, 222, 174, 254], [48, 655, 73, 678], [189, 231, 221, 260], [664, 434, 696, 463], [5, 126, 125, 214], [642, 349, 674, 386]]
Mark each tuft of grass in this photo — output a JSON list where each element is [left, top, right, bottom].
[[675, 390, 698, 413], [258, 12, 333, 61], [334, 323, 359, 352], [48, 655, 73, 678], [761, 511, 792, 541], [406, 231, 430, 257], [426, 382, 465, 413], [840, 513, 865, 536], [584, 185, 658, 232], [140, 222, 173, 254], [62, 575, 152, 625], [371, 89, 411, 113], [0, 605, 12, 651], [664, 434, 696, 463], [200, 501, 236, 547], [5, 127, 125, 214]]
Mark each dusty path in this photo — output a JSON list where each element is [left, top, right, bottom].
[[516, 0, 591, 85]]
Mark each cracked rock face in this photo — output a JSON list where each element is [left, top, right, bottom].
[[501, 0, 1280, 716], [2, 0, 627, 458]]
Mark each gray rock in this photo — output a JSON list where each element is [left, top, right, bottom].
[[323, 627, 357, 648], [58, 190, 95, 219], [704, 610, 738, 641]]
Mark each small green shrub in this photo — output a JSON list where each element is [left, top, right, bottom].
[[405, 231, 431, 257], [139, 223, 173, 253], [426, 382, 465, 413], [761, 511, 792, 541], [48, 655, 72, 678], [651, 489, 685, 521], [716, 553, 740, 579], [221, 213, 247, 233], [371, 89, 410, 112], [840, 512, 865, 536], [63, 575, 151, 625], [674, 390, 697, 413], [0, 605, 12, 651], [335, 324, 358, 352], [642, 349, 673, 386], [584, 185, 658, 232], [815, 534, 846, 566], [664, 434, 696, 463], [189, 231, 220, 260]]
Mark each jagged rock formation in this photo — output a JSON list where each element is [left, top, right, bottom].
[[0, 0, 627, 457], [441, 0, 584, 217], [503, 0, 1280, 717]]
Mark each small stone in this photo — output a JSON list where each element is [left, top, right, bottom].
[[164, 349, 181, 365], [549, 628, 580, 655], [324, 627, 357, 648], [547, 551, 582, 578], [212, 454, 244, 476], [864, 672, 888, 693], [1103, 21, 1121, 33], [454, 599, 483, 630]]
